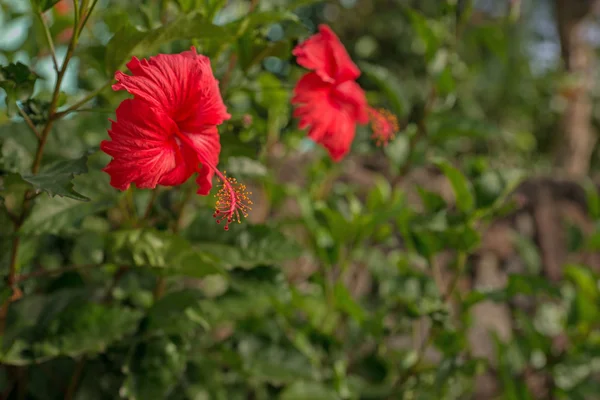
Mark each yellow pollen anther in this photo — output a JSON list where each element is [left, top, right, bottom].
[[368, 108, 399, 147], [212, 171, 253, 231]]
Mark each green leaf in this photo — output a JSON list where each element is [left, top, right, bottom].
[[1, 292, 142, 365], [565, 264, 598, 301], [0, 62, 38, 115], [173, 0, 197, 12], [199, 279, 280, 324], [40, 303, 141, 358], [0, 135, 33, 173], [434, 64, 456, 95], [416, 186, 446, 213], [30, 0, 61, 12], [121, 335, 189, 400], [239, 340, 315, 385], [194, 226, 302, 269], [16, 153, 92, 201], [405, 8, 444, 62], [105, 12, 231, 72], [464, 274, 561, 308], [19, 196, 115, 235], [255, 72, 289, 112], [108, 229, 225, 278], [434, 159, 475, 213], [428, 113, 499, 145], [446, 223, 481, 252], [227, 11, 300, 36], [239, 39, 292, 72], [252, 72, 290, 145], [334, 282, 366, 323], [144, 290, 208, 335], [287, 0, 325, 8]]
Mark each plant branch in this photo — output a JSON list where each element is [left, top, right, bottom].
[[53, 80, 112, 119], [73, 0, 80, 29], [0, 236, 22, 335], [14, 264, 100, 282], [3, 207, 20, 224], [153, 278, 167, 300], [32, 20, 79, 174], [64, 357, 86, 400], [37, 11, 58, 72], [17, 104, 41, 140], [442, 251, 467, 303], [77, 0, 99, 37]]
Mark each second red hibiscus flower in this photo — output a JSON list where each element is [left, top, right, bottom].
[[292, 25, 398, 161]]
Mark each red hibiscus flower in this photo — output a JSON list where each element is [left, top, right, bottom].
[[101, 47, 251, 230], [292, 25, 398, 161]]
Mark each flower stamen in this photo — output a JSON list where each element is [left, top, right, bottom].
[[368, 107, 398, 147], [212, 171, 253, 231], [172, 130, 252, 230]]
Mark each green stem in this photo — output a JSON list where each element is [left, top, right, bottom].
[[53, 80, 112, 119], [17, 105, 41, 140], [37, 11, 58, 72], [77, 0, 99, 37], [73, 0, 80, 29], [32, 27, 79, 174]]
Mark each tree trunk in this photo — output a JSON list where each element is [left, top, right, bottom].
[[555, 0, 599, 178]]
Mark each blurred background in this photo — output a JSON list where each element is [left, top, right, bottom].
[[2, 0, 600, 399]]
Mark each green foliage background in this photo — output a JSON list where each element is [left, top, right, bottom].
[[1, 0, 600, 399]]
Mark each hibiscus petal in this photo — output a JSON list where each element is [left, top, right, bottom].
[[113, 47, 231, 129], [292, 72, 368, 161], [182, 126, 221, 196], [292, 25, 361, 84], [101, 99, 191, 190], [318, 111, 356, 162]]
